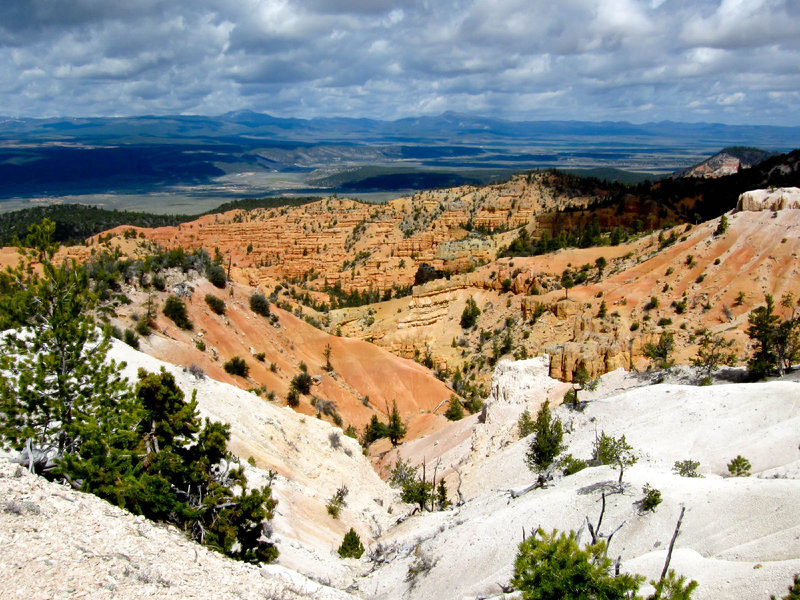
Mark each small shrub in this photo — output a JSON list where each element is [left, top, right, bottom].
[[727, 455, 751, 477], [250, 292, 271, 317], [188, 364, 206, 379], [286, 388, 299, 407], [254, 352, 265, 362], [558, 453, 588, 476], [714, 214, 729, 236], [563, 387, 579, 409], [123, 329, 139, 349], [326, 484, 348, 518], [206, 263, 226, 288], [673, 459, 702, 478], [290, 372, 313, 395], [464, 396, 483, 414], [657, 317, 673, 327], [645, 296, 659, 310], [630, 321, 640, 331], [640, 483, 662, 512], [195, 339, 206, 351], [204, 293, 226, 315], [338, 528, 364, 559], [163, 295, 193, 330], [224, 356, 249, 377], [135, 318, 151, 336]]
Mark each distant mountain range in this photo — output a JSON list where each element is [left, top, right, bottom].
[[1, 112, 798, 212], [2, 111, 799, 149]]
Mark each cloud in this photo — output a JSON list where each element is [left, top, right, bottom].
[[0, 0, 797, 125]]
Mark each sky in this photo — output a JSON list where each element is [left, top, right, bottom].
[[1, 0, 799, 125]]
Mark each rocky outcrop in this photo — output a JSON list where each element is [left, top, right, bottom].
[[545, 338, 631, 381], [470, 357, 570, 458], [736, 187, 800, 212]]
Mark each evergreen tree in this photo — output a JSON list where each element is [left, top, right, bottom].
[[525, 401, 565, 473], [460, 296, 481, 329], [436, 479, 451, 510], [361, 415, 388, 446], [386, 400, 407, 447], [561, 269, 575, 299], [592, 432, 637, 488], [0, 221, 278, 564], [644, 331, 675, 370], [338, 528, 365, 559], [0, 219, 135, 472], [444, 396, 464, 421], [512, 528, 643, 600], [747, 295, 780, 379]]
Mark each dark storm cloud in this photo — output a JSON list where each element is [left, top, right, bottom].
[[0, 0, 798, 125]]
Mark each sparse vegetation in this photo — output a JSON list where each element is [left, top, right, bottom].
[[727, 455, 751, 477], [204, 293, 226, 315], [592, 432, 637, 488], [640, 483, 662, 512], [644, 331, 675, 370], [673, 459, 702, 478], [224, 356, 249, 377], [326, 484, 348, 518], [163, 295, 193, 330], [249, 292, 271, 317]]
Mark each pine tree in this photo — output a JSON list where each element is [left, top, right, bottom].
[[0, 219, 135, 472], [444, 396, 464, 421], [0, 220, 278, 564], [386, 400, 406, 447], [525, 401, 565, 473], [644, 331, 675, 370], [338, 528, 365, 559], [747, 295, 780, 379], [512, 528, 643, 600]]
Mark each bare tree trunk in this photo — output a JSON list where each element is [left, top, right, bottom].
[[656, 506, 686, 594], [452, 465, 465, 506]]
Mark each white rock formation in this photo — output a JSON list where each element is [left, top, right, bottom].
[[737, 187, 800, 212]]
